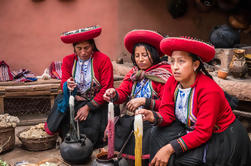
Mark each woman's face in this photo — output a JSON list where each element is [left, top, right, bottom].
[[134, 45, 153, 70], [170, 51, 199, 83], [74, 41, 93, 61]]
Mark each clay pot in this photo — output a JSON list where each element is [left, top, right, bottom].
[[228, 14, 249, 30], [229, 49, 248, 78], [91, 151, 128, 166], [209, 24, 240, 48], [244, 54, 251, 76], [217, 69, 228, 79]]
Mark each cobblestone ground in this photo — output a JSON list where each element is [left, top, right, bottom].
[[0, 125, 100, 166], [1, 116, 250, 166]]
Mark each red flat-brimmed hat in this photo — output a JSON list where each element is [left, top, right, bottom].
[[60, 25, 102, 44], [160, 37, 215, 62], [124, 29, 164, 55]]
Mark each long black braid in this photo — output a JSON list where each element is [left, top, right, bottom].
[[190, 53, 239, 109], [189, 53, 213, 79]]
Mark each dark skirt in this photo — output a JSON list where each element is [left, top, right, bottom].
[[114, 115, 152, 165], [46, 94, 108, 148], [150, 120, 251, 166]]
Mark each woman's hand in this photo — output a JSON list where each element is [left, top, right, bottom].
[[126, 98, 145, 112], [67, 77, 77, 91], [75, 95, 85, 101], [103, 88, 116, 102], [135, 109, 155, 123], [150, 144, 175, 166], [75, 105, 90, 121]]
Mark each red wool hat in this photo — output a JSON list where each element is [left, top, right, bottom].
[[60, 25, 102, 44], [124, 29, 164, 55], [160, 37, 215, 62]]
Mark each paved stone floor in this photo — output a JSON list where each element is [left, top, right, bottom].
[[1, 116, 250, 166], [0, 125, 100, 166]]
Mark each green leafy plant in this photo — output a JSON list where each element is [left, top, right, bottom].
[[0, 160, 8, 166]]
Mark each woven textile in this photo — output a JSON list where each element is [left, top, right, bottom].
[[11, 69, 37, 82], [49, 61, 62, 79], [0, 61, 13, 81]]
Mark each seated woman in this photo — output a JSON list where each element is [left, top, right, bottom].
[[103, 29, 172, 165], [44, 26, 113, 149], [137, 36, 251, 166]]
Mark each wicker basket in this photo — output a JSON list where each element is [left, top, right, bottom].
[[17, 129, 58, 151], [0, 126, 15, 154]]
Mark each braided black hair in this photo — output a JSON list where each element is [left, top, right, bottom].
[[189, 53, 213, 79], [131, 43, 161, 67]]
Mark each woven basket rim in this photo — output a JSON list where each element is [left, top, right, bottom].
[[17, 128, 58, 151], [0, 126, 15, 130], [17, 128, 57, 142]]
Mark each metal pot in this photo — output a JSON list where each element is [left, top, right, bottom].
[[91, 152, 128, 166], [60, 133, 93, 164]]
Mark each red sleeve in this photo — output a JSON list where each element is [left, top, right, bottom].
[[88, 54, 114, 109], [60, 54, 74, 90], [172, 91, 222, 153], [150, 82, 166, 111], [115, 69, 134, 104], [157, 76, 177, 125]]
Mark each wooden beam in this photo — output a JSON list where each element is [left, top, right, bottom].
[[233, 110, 251, 119]]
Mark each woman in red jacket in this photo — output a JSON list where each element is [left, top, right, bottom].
[[137, 37, 251, 166], [103, 30, 172, 165], [44, 26, 113, 149]]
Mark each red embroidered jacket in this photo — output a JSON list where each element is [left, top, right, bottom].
[[61, 51, 113, 110], [115, 63, 172, 111], [157, 72, 236, 154]]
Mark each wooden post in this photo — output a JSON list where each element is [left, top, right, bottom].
[[0, 97, 4, 114], [50, 95, 55, 109]]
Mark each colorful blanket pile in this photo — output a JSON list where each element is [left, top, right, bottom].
[[11, 69, 37, 82]]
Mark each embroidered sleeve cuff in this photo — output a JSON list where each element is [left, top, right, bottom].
[[145, 98, 151, 109], [151, 100, 156, 110], [87, 99, 100, 111], [113, 91, 119, 102], [152, 111, 163, 126], [170, 138, 188, 156], [145, 99, 156, 110]]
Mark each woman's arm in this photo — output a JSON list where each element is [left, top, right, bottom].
[[169, 91, 222, 155], [87, 55, 114, 110], [114, 68, 134, 104], [61, 54, 75, 90]]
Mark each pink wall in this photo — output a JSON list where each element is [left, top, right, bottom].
[[0, 0, 119, 75], [1, 0, 250, 75]]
